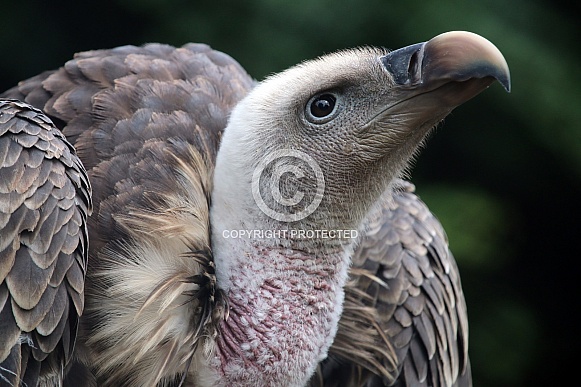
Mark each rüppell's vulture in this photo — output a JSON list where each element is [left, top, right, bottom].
[[0, 31, 510, 386]]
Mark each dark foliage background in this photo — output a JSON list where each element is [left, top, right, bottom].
[[1, 1, 579, 386]]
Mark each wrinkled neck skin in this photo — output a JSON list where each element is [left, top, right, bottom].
[[205, 239, 351, 386], [200, 161, 356, 386]]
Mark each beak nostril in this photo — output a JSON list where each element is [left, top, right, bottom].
[[408, 51, 420, 84], [381, 43, 425, 86]]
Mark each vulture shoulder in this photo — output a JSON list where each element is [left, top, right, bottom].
[[312, 181, 471, 387], [2, 44, 255, 385], [0, 99, 91, 386]]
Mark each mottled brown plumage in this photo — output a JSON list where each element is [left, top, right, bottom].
[[309, 182, 470, 386], [0, 99, 91, 386], [4, 43, 254, 386], [0, 33, 509, 386]]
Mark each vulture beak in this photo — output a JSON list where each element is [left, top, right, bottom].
[[381, 31, 511, 105]]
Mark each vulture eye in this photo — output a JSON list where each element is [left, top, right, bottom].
[[307, 93, 339, 123]]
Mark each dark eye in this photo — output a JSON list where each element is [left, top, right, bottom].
[[306, 93, 340, 124], [309, 94, 337, 119]]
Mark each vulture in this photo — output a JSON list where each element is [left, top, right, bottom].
[[0, 31, 510, 386]]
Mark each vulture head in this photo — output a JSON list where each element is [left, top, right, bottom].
[[213, 31, 509, 241], [208, 31, 509, 386]]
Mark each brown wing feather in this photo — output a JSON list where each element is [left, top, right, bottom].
[[3, 44, 254, 385], [311, 181, 471, 387], [0, 99, 91, 386]]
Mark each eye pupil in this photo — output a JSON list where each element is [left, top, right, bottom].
[[310, 94, 336, 118]]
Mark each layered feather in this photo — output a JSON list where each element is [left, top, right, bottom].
[[0, 99, 91, 386], [309, 182, 471, 387]]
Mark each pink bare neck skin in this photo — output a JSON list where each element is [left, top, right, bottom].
[[210, 244, 350, 386]]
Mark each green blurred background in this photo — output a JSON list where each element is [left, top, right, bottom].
[[1, 1, 578, 386]]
